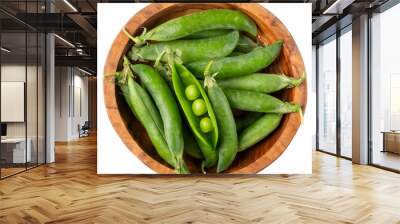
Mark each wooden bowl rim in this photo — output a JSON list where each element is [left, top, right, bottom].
[[103, 3, 307, 174]]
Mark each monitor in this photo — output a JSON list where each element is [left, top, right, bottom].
[[1, 123, 7, 137]]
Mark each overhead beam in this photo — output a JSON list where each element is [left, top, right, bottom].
[[323, 0, 356, 14], [313, 14, 352, 44], [14, 13, 81, 32], [67, 13, 97, 46], [55, 55, 96, 73], [312, 15, 335, 33]]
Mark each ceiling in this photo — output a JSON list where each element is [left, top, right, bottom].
[[0, 0, 395, 75]]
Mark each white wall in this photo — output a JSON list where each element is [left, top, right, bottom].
[[1, 65, 38, 138], [1, 65, 26, 136], [72, 73, 89, 138], [1, 64, 46, 163], [55, 66, 69, 141], [54, 67, 89, 141]]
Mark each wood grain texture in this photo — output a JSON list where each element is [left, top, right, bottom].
[[1, 135, 400, 223], [103, 3, 307, 174]]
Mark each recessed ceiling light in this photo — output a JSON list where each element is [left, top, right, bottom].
[[1, 47, 11, 53], [63, 0, 78, 12], [323, 0, 355, 14], [78, 67, 92, 76], [54, 34, 75, 48]]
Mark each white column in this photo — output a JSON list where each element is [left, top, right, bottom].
[[45, 1, 56, 163], [352, 14, 369, 164]]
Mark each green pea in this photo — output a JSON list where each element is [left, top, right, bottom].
[[185, 84, 200, 101], [127, 9, 257, 46], [200, 117, 213, 133], [218, 73, 306, 94], [128, 31, 239, 63], [192, 99, 207, 116], [187, 41, 283, 79]]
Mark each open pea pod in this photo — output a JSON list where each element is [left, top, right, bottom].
[[171, 63, 218, 169]]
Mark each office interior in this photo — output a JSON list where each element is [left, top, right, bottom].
[[0, 0, 399, 178], [0, 0, 399, 222], [0, 0, 97, 179], [314, 0, 400, 172]]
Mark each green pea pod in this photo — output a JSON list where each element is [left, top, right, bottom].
[[171, 62, 218, 169], [223, 88, 301, 114], [205, 76, 238, 173], [186, 30, 258, 53], [228, 51, 244, 56], [115, 69, 182, 172], [128, 9, 257, 46], [117, 58, 163, 136], [183, 130, 203, 160], [235, 112, 263, 131], [238, 113, 282, 151], [186, 29, 231, 39], [235, 34, 258, 53], [187, 41, 283, 79], [135, 80, 164, 135], [131, 63, 187, 173], [128, 31, 239, 63], [218, 73, 305, 93]]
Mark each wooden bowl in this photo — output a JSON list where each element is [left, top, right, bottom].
[[103, 3, 307, 174]]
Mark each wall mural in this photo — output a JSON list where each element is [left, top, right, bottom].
[[98, 3, 312, 174]]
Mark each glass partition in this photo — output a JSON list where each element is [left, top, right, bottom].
[[317, 36, 337, 154], [370, 3, 400, 171], [0, 1, 46, 179], [339, 27, 352, 158], [1, 30, 28, 177]]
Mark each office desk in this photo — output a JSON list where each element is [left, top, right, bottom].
[[1, 138, 31, 163], [382, 131, 400, 154]]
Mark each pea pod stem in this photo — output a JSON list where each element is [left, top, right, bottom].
[[123, 27, 147, 47], [187, 41, 283, 79]]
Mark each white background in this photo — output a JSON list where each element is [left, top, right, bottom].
[[97, 3, 313, 174]]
